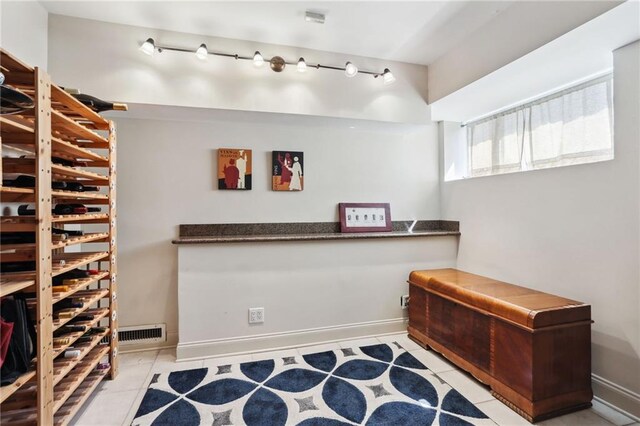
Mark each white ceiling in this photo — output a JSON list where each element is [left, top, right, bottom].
[[39, 1, 512, 65]]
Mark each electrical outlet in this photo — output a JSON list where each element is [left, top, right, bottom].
[[249, 307, 264, 324], [401, 295, 410, 309]]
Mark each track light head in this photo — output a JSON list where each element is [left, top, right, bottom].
[[140, 38, 155, 56], [297, 57, 307, 73], [196, 43, 208, 60], [382, 68, 396, 85], [344, 61, 358, 78], [253, 51, 264, 67]]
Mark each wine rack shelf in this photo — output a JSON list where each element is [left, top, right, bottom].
[[52, 232, 110, 250], [52, 213, 110, 224], [0, 216, 37, 231], [52, 294, 110, 332], [53, 137, 109, 163], [51, 271, 109, 303], [0, 186, 34, 194], [0, 116, 34, 134], [51, 85, 110, 131], [0, 370, 36, 404], [1, 345, 110, 425], [1, 48, 119, 425], [53, 345, 111, 413], [0, 277, 35, 298], [51, 110, 108, 146], [51, 190, 109, 200], [52, 307, 110, 355], [0, 186, 35, 203], [0, 233, 108, 251], [52, 251, 110, 277], [52, 164, 109, 182], [54, 368, 110, 426], [53, 329, 110, 386]]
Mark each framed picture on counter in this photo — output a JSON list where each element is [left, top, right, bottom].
[[218, 148, 252, 190], [338, 203, 392, 233]]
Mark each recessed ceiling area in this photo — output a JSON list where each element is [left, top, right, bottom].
[[39, 1, 512, 65], [430, 0, 640, 122]]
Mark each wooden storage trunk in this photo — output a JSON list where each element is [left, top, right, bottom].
[[407, 268, 592, 423]]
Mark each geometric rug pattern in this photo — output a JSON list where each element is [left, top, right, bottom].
[[132, 342, 494, 425]]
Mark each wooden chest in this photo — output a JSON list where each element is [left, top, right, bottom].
[[407, 268, 592, 422]]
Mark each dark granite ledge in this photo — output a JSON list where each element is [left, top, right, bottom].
[[173, 220, 460, 244]]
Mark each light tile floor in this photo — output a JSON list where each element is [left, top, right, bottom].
[[72, 333, 637, 426]]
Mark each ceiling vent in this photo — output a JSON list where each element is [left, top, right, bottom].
[[305, 11, 325, 24]]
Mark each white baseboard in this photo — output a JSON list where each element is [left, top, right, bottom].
[[592, 374, 640, 421], [176, 318, 408, 361]]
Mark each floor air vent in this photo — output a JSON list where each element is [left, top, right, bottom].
[[119, 324, 166, 345]]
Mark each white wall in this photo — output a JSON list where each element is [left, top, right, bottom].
[[0, 0, 48, 69], [440, 41, 640, 416], [47, 15, 430, 125], [177, 237, 458, 360], [111, 107, 442, 349], [427, 1, 621, 103]]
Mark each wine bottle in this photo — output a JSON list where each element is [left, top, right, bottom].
[[3, 175, 34, 188], [60, 325, 88, 333], [0, 232, 36, 244], [72, 314, 95, 322], [56, 311, 76, 320], [53, 336, 71, 346], [52, 228, 83, 237], [4, 176, 67, 189], [54, 299, 84, 311], [52, 269, 91, 286], [52, 233, 68, 242], [1, 261, 36, 273], [56, 204, 101, 214], [51, 157, 75, 167], [17, 205, 35, 216], [63, 349, 81, 358], [19, 204, 101, 216], [68, 92, 128, 113], [65, 182, 99, 192]]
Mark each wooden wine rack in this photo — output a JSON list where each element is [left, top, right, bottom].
[[0, 49, 119, 425]]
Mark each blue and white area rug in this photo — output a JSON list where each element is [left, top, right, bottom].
[[132, 342, 492, 425]]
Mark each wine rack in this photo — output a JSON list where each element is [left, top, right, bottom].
[[0, 49, 119, 425]]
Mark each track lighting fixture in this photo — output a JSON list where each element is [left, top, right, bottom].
[[297, 57, 307, 73], [139, 38, 395, 85], [344, 62, 358, 78], [253, 51, 264, 67], [195, 43, 208, 60], [139, 38, 155, 56]]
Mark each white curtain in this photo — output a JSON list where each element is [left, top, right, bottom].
[[468, 109, 526, 177], [467, 74, 613, 177]]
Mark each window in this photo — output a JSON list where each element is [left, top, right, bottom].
[[466, 74, 613, 177]]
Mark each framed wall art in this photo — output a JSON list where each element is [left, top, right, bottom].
[[338, 203, 392, 233], [218, 148, 252, 190], [272, 151, 303, 191]]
